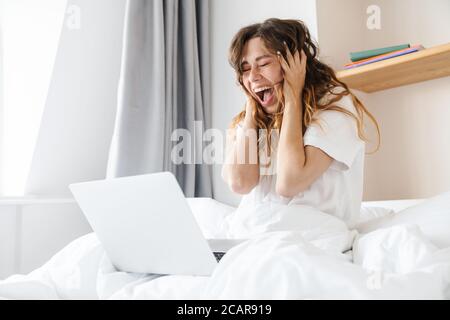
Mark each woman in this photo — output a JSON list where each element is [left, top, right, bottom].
[[221, 18, 380, 238]]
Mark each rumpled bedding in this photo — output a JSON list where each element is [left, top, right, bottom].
[[1, 201, 450, 300]]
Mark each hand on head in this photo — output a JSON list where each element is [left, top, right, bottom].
[[276, 42, 307, 102]]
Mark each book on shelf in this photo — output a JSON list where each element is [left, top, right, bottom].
[[350, 44, 410, 62], [343, 45, 425, 70]]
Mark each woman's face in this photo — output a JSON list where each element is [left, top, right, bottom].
[[241, 37, 284, 114]]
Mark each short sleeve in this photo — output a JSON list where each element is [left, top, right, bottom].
[[303, 96, 365, 171]]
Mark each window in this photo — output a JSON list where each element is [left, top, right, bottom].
[[0, 0, 67, 196]]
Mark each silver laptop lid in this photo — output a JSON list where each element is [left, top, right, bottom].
[[69, 172, 217, 276]]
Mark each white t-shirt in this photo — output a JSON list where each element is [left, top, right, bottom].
[[225, 92, 365, 238]]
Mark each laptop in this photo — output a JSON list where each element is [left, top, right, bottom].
[[69, 172, 244, 276]]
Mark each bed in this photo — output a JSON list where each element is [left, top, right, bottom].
[[0, 193, 449, 300]]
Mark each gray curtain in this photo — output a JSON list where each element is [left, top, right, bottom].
[[107, 0, 212, 197]]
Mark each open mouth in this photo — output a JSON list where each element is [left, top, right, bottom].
[[254, 87, 275, 107]]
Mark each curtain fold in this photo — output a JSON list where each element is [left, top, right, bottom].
[[107, 0, 212, 197]]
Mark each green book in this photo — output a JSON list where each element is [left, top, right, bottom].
[[350, 44, 410, 62]]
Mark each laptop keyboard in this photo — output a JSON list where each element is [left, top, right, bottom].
[[213, 252, 226, 262]]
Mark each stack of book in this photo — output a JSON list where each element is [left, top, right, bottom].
[[344, 44, 425, 69]]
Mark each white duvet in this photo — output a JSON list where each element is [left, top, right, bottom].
[[1, 199, 450, 300]]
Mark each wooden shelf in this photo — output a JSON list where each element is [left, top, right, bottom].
[[336, 42, 450, 93]]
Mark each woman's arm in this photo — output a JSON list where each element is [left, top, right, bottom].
[[275, 48, 333, 197], [222, 100, 260, 194]]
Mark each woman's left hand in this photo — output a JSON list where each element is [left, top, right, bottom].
[[277, 44, 307, 106]]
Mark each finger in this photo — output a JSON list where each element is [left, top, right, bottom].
[[300, 49, 307, 60], [277, 51, 289, 72], [283, 41, 294, 66], [300, 49, 307, 65], [284, 42, 297, 66], [293, 50, 301, 66], [299, 50, 307, 72]]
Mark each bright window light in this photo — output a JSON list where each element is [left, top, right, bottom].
[[0, 0, 67, 196]]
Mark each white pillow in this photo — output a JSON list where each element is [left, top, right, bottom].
[[186, 197, 236, 239], [358, 206, 395, 224], [356, 191, 450, 248], [361, 199, 425, 213]]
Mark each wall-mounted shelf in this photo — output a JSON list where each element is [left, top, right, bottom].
[[336, 42, 450, 93]]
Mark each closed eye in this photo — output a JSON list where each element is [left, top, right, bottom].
[[241, 62, 270, 74], [241, 65, 250, 73]]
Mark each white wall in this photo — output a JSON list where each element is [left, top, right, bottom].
[[0, 0, 125, 279], [1, 0, 67, 196], [25, 0, 126, 196], [0, 199, 91, 279], [0, 5, 3, 195], [18, 202, 91, 275], [317, 0, 450, 200], [211, 0, 319, 206], [0, 205, 16, 278]]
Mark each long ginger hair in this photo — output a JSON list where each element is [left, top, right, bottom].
[[228, 18, 380, 158]]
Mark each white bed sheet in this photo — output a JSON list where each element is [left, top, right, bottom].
[[0, 197, 449, 300]]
